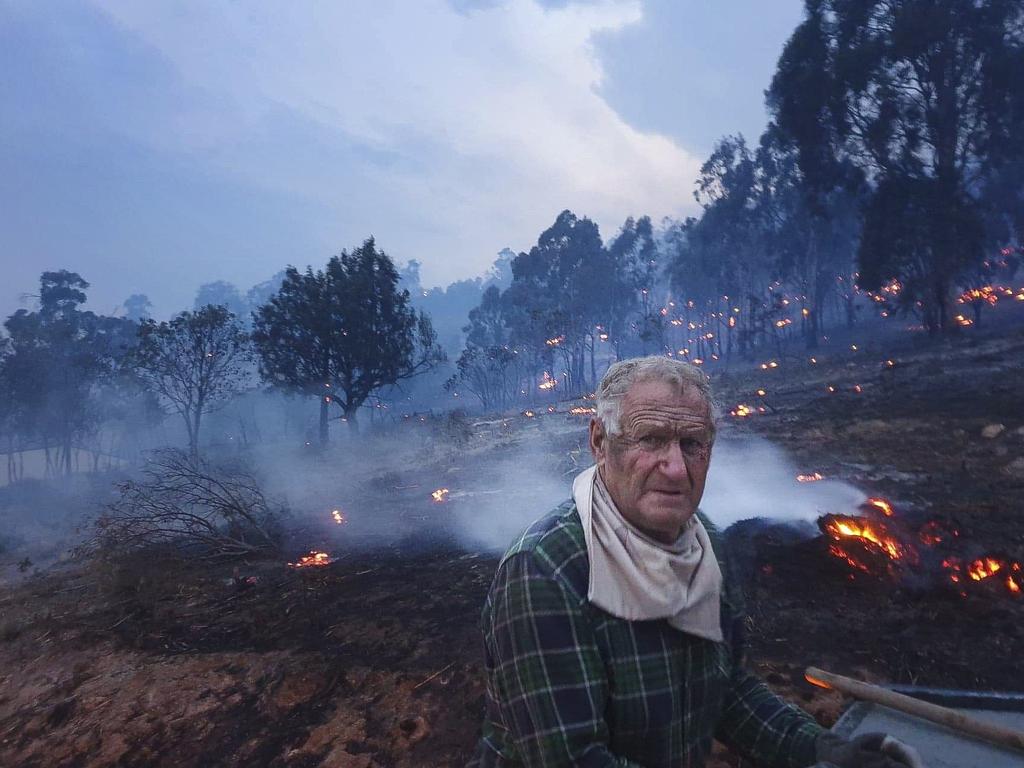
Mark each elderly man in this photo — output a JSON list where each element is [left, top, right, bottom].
[[470, 357, 922, 767]]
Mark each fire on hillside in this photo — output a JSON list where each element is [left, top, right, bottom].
[[819, 497, 1022, 597]]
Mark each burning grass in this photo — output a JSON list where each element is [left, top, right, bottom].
[[819, 500, 1022, 598], [3, 315, 1024, 767]]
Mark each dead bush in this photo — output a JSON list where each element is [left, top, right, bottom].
[[86, 448, 284, 562]]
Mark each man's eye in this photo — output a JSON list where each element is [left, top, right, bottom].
[[637, 435, 664, 450], [680, 439, 707, 456]]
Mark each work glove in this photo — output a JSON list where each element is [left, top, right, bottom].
[[812, 732, 926, 768]]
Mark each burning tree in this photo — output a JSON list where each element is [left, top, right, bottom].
[[252, 237, 445, 442], [134, 305, 252, 461], [770, 0, 1024, 333]]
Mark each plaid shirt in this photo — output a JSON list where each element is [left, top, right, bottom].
[[469, 501, 823, 768]]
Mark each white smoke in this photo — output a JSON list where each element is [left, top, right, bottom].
[[700, 435, 866, 529], [452, 431, 866, 552]]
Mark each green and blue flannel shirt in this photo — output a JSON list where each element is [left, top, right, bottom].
[[469, 500, 824, 767]]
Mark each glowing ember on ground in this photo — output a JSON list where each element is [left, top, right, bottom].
[[538, 371, 557, 390], [822, 515, 905, 561], [431, 488, 450, 503], [943, 557, 1022, 595], [332, 509, 345, 525], [796, 472, 824, 483], [523, 410, 535, 418], [760, 360, 779, 370], [918, 519, 958, 546], [865, 497, 894, 517], [730, 404, 753, 417], [289, 551, 332, 568], [829, 543, 872, 573], [569, 406, 596, 415]]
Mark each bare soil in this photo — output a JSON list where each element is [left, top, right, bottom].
[[1, 324, 1023, 767]]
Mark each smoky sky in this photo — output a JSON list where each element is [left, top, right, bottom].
[[0, 0, 801, 321]]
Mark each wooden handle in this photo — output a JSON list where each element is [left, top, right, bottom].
[[805, 666, 1024, 753]]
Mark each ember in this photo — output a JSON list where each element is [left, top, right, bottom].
[[288, 551, 332, 568], [569, 406, 596, 416], [828, 543, 871, 574], [431, 488, 450, 503], [332, 509, 345, 525], [865, 497, 894, 517], [796, 472, 824, 483], [730, 404, 753, 418], [821, 514, 906, 561], [918, 519, 958, 546], [943, 556, 1022, 595]]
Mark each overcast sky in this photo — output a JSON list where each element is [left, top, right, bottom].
[[0, 0, 803, 320]]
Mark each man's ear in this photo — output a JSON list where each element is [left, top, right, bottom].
[[589, 418, 606, 464]]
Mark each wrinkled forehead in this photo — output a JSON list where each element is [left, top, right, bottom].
[[619, 379, 714, 432]]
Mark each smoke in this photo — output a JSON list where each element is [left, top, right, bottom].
[[0, 404, 866, 580], [450, 437, 577, 553], [700, 435, 866, 529], [450, 429, 866, 553]]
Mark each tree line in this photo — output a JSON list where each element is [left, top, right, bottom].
[[0, 239, 443, 480], [446, 0, 1024, 408], [2, 0, 1023, 464]]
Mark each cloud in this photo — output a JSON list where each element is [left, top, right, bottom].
[[91, 0, 702, 286]]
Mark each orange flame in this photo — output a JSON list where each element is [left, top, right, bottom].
[[823, 515, 905, 561], [805, 671, 833, 690], [943, 557, 1022, 595], [828, 543, 872, 573], [289, 551, 332, 568], [865, 498, 894, 517]]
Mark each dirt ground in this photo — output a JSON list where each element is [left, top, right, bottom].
[[1, 320, 1023, 767]]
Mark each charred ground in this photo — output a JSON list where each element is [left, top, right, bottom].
[[1, 325, 1023, 767]]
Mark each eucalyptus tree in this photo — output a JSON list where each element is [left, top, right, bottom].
[[770, 0, 1024, 332], [252, 238, 444, 442], [135, 305, 252, 461]]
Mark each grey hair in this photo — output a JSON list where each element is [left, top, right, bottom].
[[595, 356, 717, 438]]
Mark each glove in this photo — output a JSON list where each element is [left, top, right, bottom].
[[813, 732, 926, 768]]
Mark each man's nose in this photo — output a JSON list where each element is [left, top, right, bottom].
[[659, 441, 689, 482]]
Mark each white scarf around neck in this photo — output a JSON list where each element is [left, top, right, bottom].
[[572, 464, 724, 643]]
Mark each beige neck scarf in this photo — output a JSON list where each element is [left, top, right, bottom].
[[572, 464, 723, 642]]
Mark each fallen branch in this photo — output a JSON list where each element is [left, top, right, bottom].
[[413, 662, 455, 690]]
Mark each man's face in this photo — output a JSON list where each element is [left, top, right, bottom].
[[589, 379, 714, 544]]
